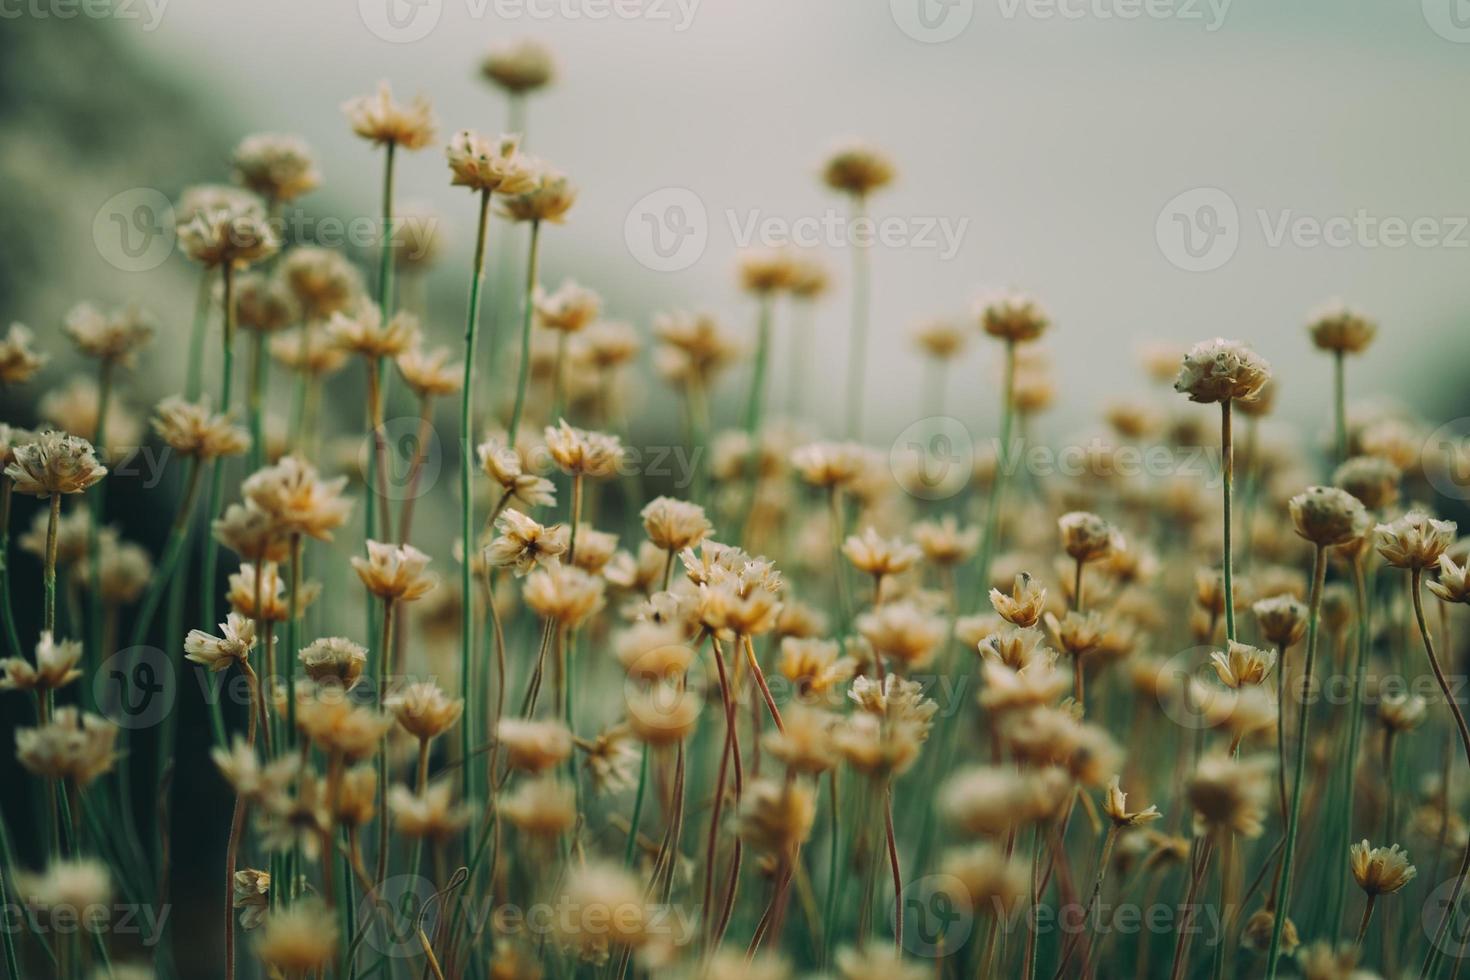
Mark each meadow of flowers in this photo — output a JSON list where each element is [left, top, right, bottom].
[[3, 35, 1470, 980]]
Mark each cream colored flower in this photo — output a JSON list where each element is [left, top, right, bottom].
[[978, 292, 1049, 344], [351, 540, 436, 601], [1288, 486, 1370, 548], [233, 869, 270, 930], [386, 681, 464, 741], [62, 303, 154, 367], [184, 612, 257, 672], [152, 396, 249, 459], [495, 718, 574, 773], [242, 456, 352, 541], [178, 197, 280, 268], [1348, 840, 1416, 895], [16, 708, 119, 785], [856, 601, 945, 669], [1307, 303, 1376, 355], [1374, 511, 1456, 569], [252, 900, 338, 977], [989, 572, 1047, 628], [640, 496, 712, 553], [1172, 338, 1271, 404], [912, 515, 981, 566], [842, 526, 920, 578], [535, 279, 600, 333], [343, 82, 436, 149], [233, 133, 319, 202], [524, 564, 605, 627], [822, 141, 895, 197], [1209, 641, 1277, 688], [396, 345, 463, 398], [391, 782, 473, 841], [1429, 554, 1470, 604], [1103, 775, 1162, 827], [297, 637, 367, 690], [1058, 511, 1119, 563], [446, 130, 537, 193], [0, 632, 82, 692], [498, 162, 577, 224], [0, 323, 47, 384], [5, 430, 107, 496], [327, 305, 420, 359], [485, 508, 567, 576], [480, 37, 556, 94], [544, 420, 624, 478]]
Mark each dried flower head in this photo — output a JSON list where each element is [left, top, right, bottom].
[[1429, 554, 1470, 604], [1172, 338, 1271, 404], [737, 248, 797, 294], [15, 858, 111, 922], [500, 774, 577, 839], [1333, 455, 1401, 511], [1252, 594, 1308, 648], [396, 345, 463, 398], [1210, 641, 1277, 688], [498, 162, 578, 224], [990, 571, 1047, 628], [544, 420, 624, 478], [552, 861, 650, 958], [779, 637, 857, 698], [252, 900, 338, 976], [1103, 775, 1163, 827], [293, 685, 394, 761], [486, 508, 568, 577], [390, 781, 473, 841], [1288, 486, 1370, 548], [739, 777, 817, 856], [1241, 908, 1299, 956], [0, 323, 47, 385], [62, 303, 154, 367], [385, 681, 464, 741], [496, 718, 574, 773], [478, 438, 557, 510], [213, 504, 289, 563], [1307, 303, 1377, 355], [16, 708, 119, 785], [5, 430, 107, 496], [233, 133, 320, 202], [822, 141, 895, 197], [327, 305, 420, 359], [242, 456, 352, 541], [0, 632, 83, 693], [1378, 691, 1427, 733], [940, 765, 1070, 836], [1348, 840, 1416, 895], [856, 601, 946, 669], [184, 613, 257, 672], [233, 869, 270, 931], [447, 130, 537, 194], [625, 683, 700, 746], [343, 82, 436, 149], [297, 637, 367, 690], [524, 564, 606, 627], [1057, 511, 1119, 563], [978, 292, 1049, 344], [842, 526, 920, 578], [352, 540, 436, 602], [178, 197, 280, 268], [152, 396, 249, 459], [480, 37, 556, 94], [1374, 511, 1456, 569], [535, 279, 601, 333], [280, 246, 363, 321], [1187, 753, 1273, 838], [641, 496, 712, 553]]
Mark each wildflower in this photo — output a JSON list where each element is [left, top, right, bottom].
[[625, 684, 700, 746], [979, 625, 1048, 670], [0, 323, 46, 384], [478, 438, 557, 509], [212, 736, 298, 802], [496, 718, 574, 773], [1241, 909, 1298, 955], [653, 309, 742, 385], [485, 509, 568, 576], [1058, 511, 1119, 563], [16, 708, 119, 785], [328, 304, 420, 359], [822, 141, 895, 197], [978, 292, 1049, 344], [351, 540, 436, 601], [270, 330, 349, 378], [62, 302, 154, 366], [939, 765, 1070, 836], [297, 637, 367, 690], [989, 571, 1047, 628], [737, 248, 797, 294], [1374, 511, 1456, 569], [787, 254, 831, 298], [446, 130, 537, 193], [480, 37, 556, 94], [581, 727, 640, 794], [614, 621, 693, 680], [1333, 455, 1400, 511], [1349, 841, 1416, 895], [396, 345, 463, 398], [779, 638, 856, 698], [1252, 594, 1308, 647], [385, 682, 464, 740], [293, 685, 393, 761], [1043, 610, 1105, 659], [1187, 753, 1273, 839], [280, 246, 363, 321], [233, 869, 270, 930], [553, 862, 650, 958], [5, 430, 107, 496], [1429, 554, 1470, 604], [1172, 338, 1271, 404], [184, 613, 257, 672], [232, 133, 320, 202], [790, 440, 863, 488], [152, 396, 249, 459], [1288, 486, 1370, 547], [842, 526, 920, 578], [524, 564, 605, 627], [500, 775, 577, 839], [242, 456, 352, 541], [178, 197, 280, 268], [15, 859, 111, 923], [252, 900, 338, 977], [1378, 691, 1427, 733], [343, 82, 436, 149], [640, 496, 712, 553], [543, 420, 624, 477], [1003, 706, 1120, 785], [738, 778, 817, 855], [1210, 641, 1277, 688], [763, 706, 838, 774], [389, 781, 473, 841], [913, 318, 967, 359], [1103, 775, 1162, 827], [213, 504, 289, 563], [856, 601, 945, 669], [0, 632, 82, 692], [228, 563, 319, 623], [912, 515, 981, 566], [498, 163, 578, 223], [937, 844, 1029, 919], [1307, 303, 1377, 354], [978, 658, 1069, 714], [535, 279, 600, 334], [833, 947, 928, 980]]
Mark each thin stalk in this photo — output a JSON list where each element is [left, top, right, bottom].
[[0, 479, 21, 660], [396, 395, 435, 546], [1355, 893, 1377, 949], [1221, 399, 1236, 642], [223, 661, 260, 980], [1413, 565, 1470, 979], [1055, 826, 1117, 979], [185, 268, 211, 400], [127, 458, 204, 649], [246, 330, 267, 473], [1331, 554, 1372, 938], [86, 360, 114, 676], [460, 187, 494, 848], [1333, 351, 1347, 464], [1265, 543, 1327, 978], [374, 599, 395, 892], [844, 194, 871, 440], [506, 219, 543, 448], [623, 744, 650, 868], [884, 784, 902, 954], [975, 338, 1017, 598], [44, 492, 60, 633], [200, 262, 237, 657]]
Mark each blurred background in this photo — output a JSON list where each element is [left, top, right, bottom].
[[2, 0, 1470, 971]]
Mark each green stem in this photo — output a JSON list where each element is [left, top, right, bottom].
[[460, 188, 494, 848], [87, 361, 114, 678], [844, 194, 870, 440], [246, 329, 267, 474], [1221, 400, 1236, 642], [1333, 350, 1347, 464], [200, 262, 237, 655], [44, 492, 60, 634], [623, 744, 650, 868], [184, 269, 211, 401], [506, 219, 542, 448], [126, 459, 205, 650], [0, 479, 23, 659], [975, 338, 1017, 599], [1265, 543, 1326, 978]]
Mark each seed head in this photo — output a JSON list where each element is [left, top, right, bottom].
[[625, 683, 700, 746], [1377, 691, 1427, 733], [524, 564, 605, 627], [1349, 840, 1416, 895], [989, 571, 1047, 628], [184, 613, 257, 672], [1252, 594, 1308, 648], [737, 248, 797, 294], [912, 515, 981, 567], [498, 162, 578, 224], [641, 496, 712, 553], [280, 246, 363, 321], [0, 632, 82, 693], [1172, 338, 1271, 404], [1429, 554, 1470, 604], [242, 456, 352, 542], [351, 540, 436, 602], [396, 345, 463, 398], [822, 141, 895, 197], [252, 900, 338, 976], [1374, 511, 1456, 569], [297, 637, 367, 690], [1333, 455, 1401, 511], [62, 302, 154, 367], [480, 37, 556, 94], [386, 681, 464, 740], [327, 304, 420, 359], [1057, 511, 1119, 563], [496, 718, 574, 773], [1307, 302, 1377, 354], [1187, 752, 1273, 838], [178, 197, 280, 269], [842, 526, 920, 578], [1103, 775, 1162, 827], [739, 777, 816, 856], [344, 82, 436, 149], [0, 323, 47, 385], [856, 601, 945, 669], [500, 774, 577, 839], [978, 292, 1049, 344], [1209, 641, 1277, 688], [5, 430, 106, 496], [485, 509, 568, 577], [152, 396, 249, 459], [390, 781, 473, 841], [1288, 486, 1370, 547], [233, 133, 320, 202], [544, 420, 624, 478], [446, 130, 536, 193], [779, 637, 856, 698], [939, 765, 1070, 836], [16, 708, 119, 785]]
